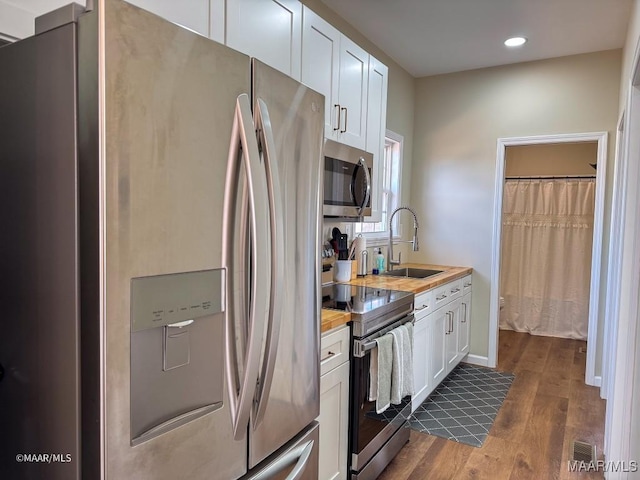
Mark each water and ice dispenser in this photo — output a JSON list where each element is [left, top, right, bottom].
[[130, 269, 225, 446]]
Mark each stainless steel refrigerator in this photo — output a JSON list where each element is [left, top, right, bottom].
[[0, 1, 324, 479]]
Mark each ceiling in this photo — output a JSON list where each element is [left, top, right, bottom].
[[320, 0, 633, 77]]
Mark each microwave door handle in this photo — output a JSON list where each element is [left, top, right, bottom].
[[222, 93, 271, 441], [357, 156, 371, 216], [253, 98, 284, 428]]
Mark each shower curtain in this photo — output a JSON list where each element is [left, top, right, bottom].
[[500, 179, 595, 340]]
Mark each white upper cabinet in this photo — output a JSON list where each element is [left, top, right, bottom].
[[126, 0, 214, 39], [301, 6, 371, 150], [0, 0, 224, 45], [364, 55, 388, 222], [226, 0, 302, 81], [209, 0, 224, 43], [301, 8, 340, 143], [337, 36, 368, 149], [0, 1, 35, 39]]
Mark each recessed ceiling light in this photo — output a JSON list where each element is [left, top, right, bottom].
[[504, 37, 527, 47]]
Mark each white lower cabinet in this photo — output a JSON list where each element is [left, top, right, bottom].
[[428, 306, 448, 391], [411, 274, 473, 413], [459, 291, 471, 359], [412, 315, 430, 411], [445, 299, 461, 374], [318, 325, 350, 480]]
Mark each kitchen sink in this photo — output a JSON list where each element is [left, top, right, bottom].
[[382, 267, 443, 279]]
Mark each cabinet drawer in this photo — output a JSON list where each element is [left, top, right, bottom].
[[447, 279, 463, 302], [462, 274, 472, 295], [321, 325, 350, 376], [433, 283, 452, 309], [414, 289, 433, 320]]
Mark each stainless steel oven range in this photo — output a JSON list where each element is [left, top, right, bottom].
[[321, 284, 415, 480]]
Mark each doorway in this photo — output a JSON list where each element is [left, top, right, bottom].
[[500, 142, 596, 340], [489, 132, 608, 387]]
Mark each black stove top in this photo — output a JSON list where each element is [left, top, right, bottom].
[[321, 284, 413, 315], [322, 283, 415, 337]]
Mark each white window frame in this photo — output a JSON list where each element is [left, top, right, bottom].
[[353, 130, 404, 244]]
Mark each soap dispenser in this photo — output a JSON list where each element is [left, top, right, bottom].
[[375, 248, 385, 273]]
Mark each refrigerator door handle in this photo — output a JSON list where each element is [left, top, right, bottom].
[[285, 440, 314, 480], [222, 93, 272, 440], [253, 98, 285, 428], [248, 440, 314, 480]]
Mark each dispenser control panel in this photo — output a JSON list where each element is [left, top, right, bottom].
[[130, 269, 224, 332]]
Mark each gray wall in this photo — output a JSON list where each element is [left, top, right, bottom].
[[409, 49, 622, 362]]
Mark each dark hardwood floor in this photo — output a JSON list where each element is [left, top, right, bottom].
[[377, 330, 606, 480]]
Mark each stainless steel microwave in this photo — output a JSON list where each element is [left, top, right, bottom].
[[323, 140, 373, 220]]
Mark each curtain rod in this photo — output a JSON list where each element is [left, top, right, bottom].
[[505, 175, 596, 180]]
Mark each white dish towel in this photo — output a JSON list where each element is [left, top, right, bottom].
[[390, 324, 414, 404], [371, 333, 393, 413], [369, 346, 378, 402], [402, 323, 414, 398]]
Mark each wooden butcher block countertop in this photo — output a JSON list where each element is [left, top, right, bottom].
[[320, 309, 352, 334], [346, 263, 472, 294], [320, 263, 472, 333]]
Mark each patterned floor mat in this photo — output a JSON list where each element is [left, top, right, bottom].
[[406, 364, 514, 447]]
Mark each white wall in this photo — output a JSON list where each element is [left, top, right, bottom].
[[613, 0, 640, 468], [410, 50, 622, 361]]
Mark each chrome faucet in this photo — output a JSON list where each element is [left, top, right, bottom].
[[387, 206, 419, 270]]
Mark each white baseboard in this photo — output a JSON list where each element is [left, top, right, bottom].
[[463, 354, 490, 367], [588, 375, 602, 388]]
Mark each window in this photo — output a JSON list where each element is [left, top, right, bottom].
[[355, 130, 403, 239]]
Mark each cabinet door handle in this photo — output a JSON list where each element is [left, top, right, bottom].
[[462, 303, 467, 323], [340, 107, 347, 133], [321, 350, 336, 362], [333, 104, 341, 131]]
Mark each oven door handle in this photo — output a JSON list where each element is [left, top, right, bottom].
[[353, 314, 414, 357]]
